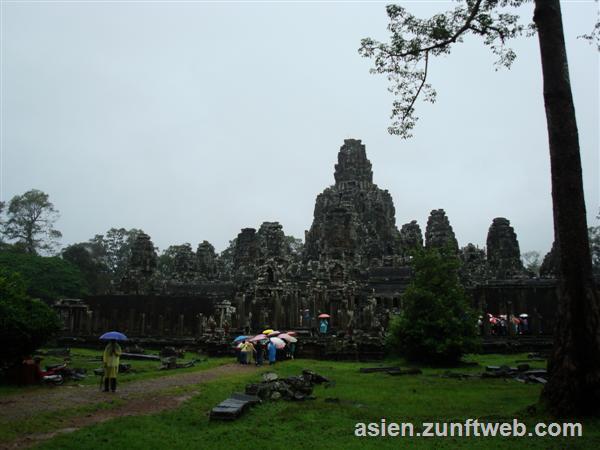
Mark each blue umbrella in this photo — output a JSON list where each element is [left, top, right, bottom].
[[100, 331, 128, 341], [233, 335, 249, 343]]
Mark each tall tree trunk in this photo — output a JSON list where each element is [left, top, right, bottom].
[[534, 0, 600, 416]]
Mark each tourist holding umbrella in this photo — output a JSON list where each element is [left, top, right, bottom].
[[280, 334, 298, 359], [267, 339, 277, 365], [318, 314, 330, 334], [100, 331, 126, 392], [255, 340, 266, 366]]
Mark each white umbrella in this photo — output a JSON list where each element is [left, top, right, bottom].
[[519, 313, 529, 318], [278, 333, 298, 343], [269, 337, 286, 349]]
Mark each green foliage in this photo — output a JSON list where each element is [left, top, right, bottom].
[[388, 247, 480, 364], [1, 189, 62, 254], [217, 238, 237, 277], [522, 250, 541, 276], [0, 250, 88, 301], [284, 235, 304, 258], [89, 228, 144, 289], [359, 1, 526, 138], [61, 243, 111, 295], [0, 270, 61, 368]]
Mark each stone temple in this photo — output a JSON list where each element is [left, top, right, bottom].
[[56, 139, 563, 355]]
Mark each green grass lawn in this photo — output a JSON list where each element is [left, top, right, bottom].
[[0, 347, 230, 396], [31, 354, 600, 450]]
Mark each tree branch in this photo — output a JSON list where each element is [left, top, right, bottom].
[[402, 51, 430, 122], [391, 0, 484, 58]]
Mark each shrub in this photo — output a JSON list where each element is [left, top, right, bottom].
[[0, 270, 62, 368], [0, 249, 88, 300], [388, 247, 480, 364]]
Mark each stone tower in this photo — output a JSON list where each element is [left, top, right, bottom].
[[196, 240, 217, 280], [257, 221, 288, 262], [486, 217, 526, 279], [303, 139, 401, 266], [119, 232, 157, 294], [400, 220, 424, 255], [424, 209, 459, 252]]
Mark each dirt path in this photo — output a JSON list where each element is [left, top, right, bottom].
[[0, 363, 256, 449]]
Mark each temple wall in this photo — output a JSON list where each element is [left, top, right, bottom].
[[469, 280, 558, 335]]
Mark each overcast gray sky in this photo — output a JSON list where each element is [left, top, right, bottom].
[[1, 0, 598, 257]]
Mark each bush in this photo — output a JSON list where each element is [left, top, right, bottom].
[[388, 247, 480, 364], [0, 249, 88, 300], [0, 270, 61, 368]]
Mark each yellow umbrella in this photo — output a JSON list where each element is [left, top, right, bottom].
[[263, 329, 274, 335]]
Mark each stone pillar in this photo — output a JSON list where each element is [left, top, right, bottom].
[[129, 308, 135, 334], [86, 310, 93, 335], [507, 301, 514, 336], [158, 315, 164, 336], [273, 291, 281, 330], [179, 314, 185, 336], [140, 313, 146, 336]]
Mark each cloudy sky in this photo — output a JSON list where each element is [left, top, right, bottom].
[[2, 0, 598, 257]]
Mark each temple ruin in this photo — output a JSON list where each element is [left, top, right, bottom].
[[57, 139, 563, 356]]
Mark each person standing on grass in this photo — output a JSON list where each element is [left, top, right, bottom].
[[103, 339, 122, 392], [255, 341, 265, 366], [244, 340, 256, 365], [287, 341, 296, 360], [268, 340, 277, 365]]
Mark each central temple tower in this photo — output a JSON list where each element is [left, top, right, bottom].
[[303, 139, 401, 267]]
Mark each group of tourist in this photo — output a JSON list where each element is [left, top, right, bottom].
[[234, 330, 298, 366], [479, 313, 530, 336], [236, 340, 277, 366]]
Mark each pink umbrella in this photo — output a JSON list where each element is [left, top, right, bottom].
[[318, 314, 330, 319], [278, 333, 298, 343], [284, 331, 298, 336], [269, 337, 286, 349], [249, 334, 267, 342], [266, 330, 281, 337]]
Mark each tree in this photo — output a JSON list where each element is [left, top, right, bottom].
[[360, 0, 600, 415], [90, 228, 143, 288], [0, 250, 88, 301], [0, 201, 5, 244], [217, 238, 237, 279], [62, 242, 111, 295], [589, 211, 600, 276], [0, 269, 61, 369], [1, 189, 62, 255], [388, 247, 479, 364], [522, 250, 541, 276], [284, 235, 304, 263]]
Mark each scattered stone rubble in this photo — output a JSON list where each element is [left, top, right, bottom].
[[210, 370, 331, 421], [359, 366, 422, 376], [439, 363, 548, 384], [245, 370, 330, 401]]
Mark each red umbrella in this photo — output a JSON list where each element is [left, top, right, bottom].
[[318, 314, 330, 319]]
